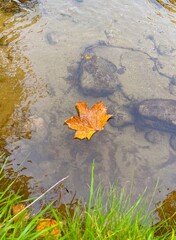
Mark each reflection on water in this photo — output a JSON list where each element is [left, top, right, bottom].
[[149, 0, 176, 23], [155, 0, 176, 12], [0, 0, 176, 212], [154, 190, 176, 236], [0, 158, 33, 200], [0, 1, 43, 195], [0, 0, 44, 150], [0, 0, 37, 13], [0, 9, 25, 151]]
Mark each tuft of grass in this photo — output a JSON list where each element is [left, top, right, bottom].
[[0, 155, 175, 239]]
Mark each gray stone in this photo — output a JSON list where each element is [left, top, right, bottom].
[[79, 56, 121, 97], [135, 99, 176, 133]]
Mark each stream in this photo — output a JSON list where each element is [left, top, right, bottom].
[[0, 0, 176, 206]]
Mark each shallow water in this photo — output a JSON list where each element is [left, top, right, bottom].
[[0, 0, 176, 204]]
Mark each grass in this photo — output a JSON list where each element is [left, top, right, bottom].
[[0, 156, 175, 239]]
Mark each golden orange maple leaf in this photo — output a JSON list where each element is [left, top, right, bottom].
[[64, 101, 112, 140], [36, 218, 62, 237]]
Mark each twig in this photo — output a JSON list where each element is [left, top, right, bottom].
[[11, 175, 69, 221]]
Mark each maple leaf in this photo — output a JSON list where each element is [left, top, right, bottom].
[[64, 101, 112, 140], [36, 218, 63, 237]]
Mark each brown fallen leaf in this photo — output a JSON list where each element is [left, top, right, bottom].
[[12, 203, 29, 223], [64, 101, 112, 140], [36, 218, 62, 237]]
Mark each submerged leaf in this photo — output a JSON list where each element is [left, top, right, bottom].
[[65, 101, 112, 140]]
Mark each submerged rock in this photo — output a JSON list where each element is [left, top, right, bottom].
[[46, 32, 58, 45], [78, 55, 121, 97], [135, 99, 176, 133], [108, 104, 133, 128], [144, 130, 162, 144]]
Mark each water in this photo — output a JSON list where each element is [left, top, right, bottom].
[[0, 0, 176, 204]]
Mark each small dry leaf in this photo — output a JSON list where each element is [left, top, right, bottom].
[[36, 218, 62, 237], [64, 101, 112, 140], [84, 54, 92, 60]]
